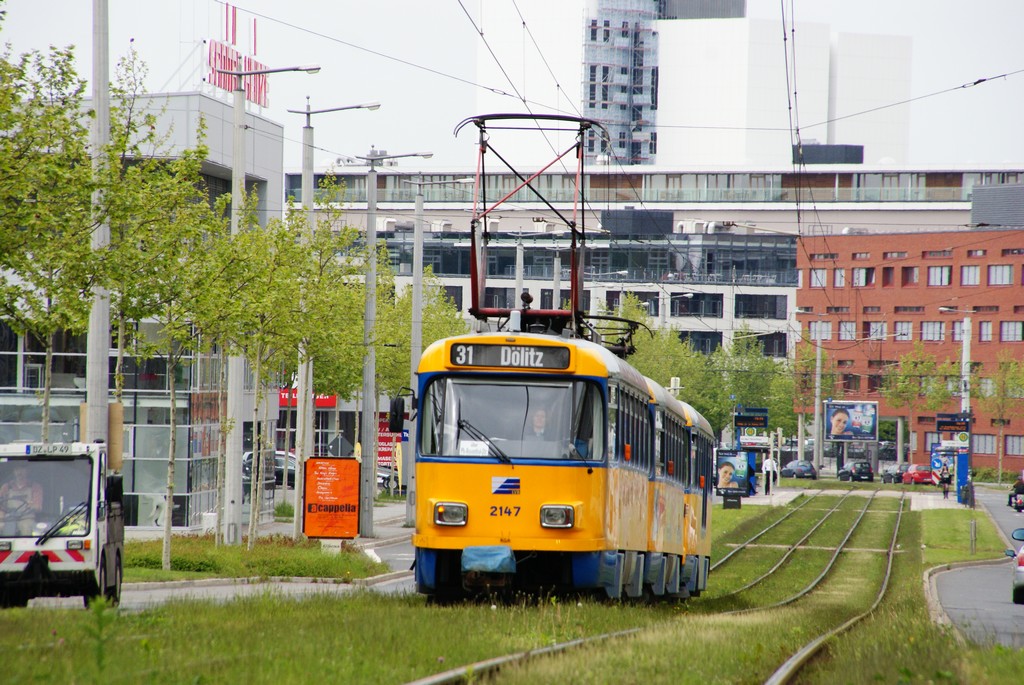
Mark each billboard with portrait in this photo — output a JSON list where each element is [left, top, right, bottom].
[[715, 449, 749, 495], [824, 401, 878, 442]]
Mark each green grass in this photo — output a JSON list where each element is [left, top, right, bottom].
[[2, 488, 1019, 684], [123, 534, 388, 583]]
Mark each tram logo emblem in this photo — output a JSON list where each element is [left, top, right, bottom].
[[492, 477, 521, 495]]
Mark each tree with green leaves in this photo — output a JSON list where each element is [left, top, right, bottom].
[[0, 43, 94, 441], [881, 342, 955, 458], [976, 349, 1024, 483], [376, 266, 469, 398]]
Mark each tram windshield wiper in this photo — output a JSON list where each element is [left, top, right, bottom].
[[457, 418, 511, 463]]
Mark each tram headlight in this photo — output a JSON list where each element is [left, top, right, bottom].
[[434, 502, 468, 526], [540, 505, 574, 529]]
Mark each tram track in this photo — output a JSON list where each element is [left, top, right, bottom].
[[763, 493, 906, 684], [397, 490, 906, 685]]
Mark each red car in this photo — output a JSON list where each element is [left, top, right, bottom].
[[902, 464, 933, 484]]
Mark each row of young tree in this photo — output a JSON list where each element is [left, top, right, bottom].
[[619, 295, 1024, 478], [0, 42, 466, 565]]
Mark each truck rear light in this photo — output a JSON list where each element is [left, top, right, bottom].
[[66, 540, 84, 550]]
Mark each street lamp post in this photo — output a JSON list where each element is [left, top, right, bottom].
[[213, 63, 319, 545], [796, 308, 826, 472], [940, 305, 977, 485], [400, 177, 471, 525], [286, 99, 379, 539], [354, 150, 432, 538]]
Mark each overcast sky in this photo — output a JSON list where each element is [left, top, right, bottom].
[[3, 0, 1023, 170]]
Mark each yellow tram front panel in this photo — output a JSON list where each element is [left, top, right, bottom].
[[414, 461, 609, 552]]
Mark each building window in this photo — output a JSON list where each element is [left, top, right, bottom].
[[833, 268, 845, 287], [853, 252, 871, 260], [960, 265, 980, 286], [839, 321, 856, 341], [1007, 435, 1024, 456], [978, 378, 994, 396], [882, 266, 894, 287], [810, 268, 827, 288], [809, 321, 832, 341], [867, 374, 882, 392], [1000, 321, 1024, 342], [967, 249, 986, 257], [988, 264, 1012, 285], [866, 321, 888, 340], [920, 321, 945, 341], [894, 306, 924, 313], [883, 251, 907, 259], [842, 374, 860, 391], [895, 321, 913, 341], [901, 266, 918, 286], [852, 267, 875, 286], [927, 265, 951, 286], [973, 434, 995, 454], [810, 253, 838, 260], [979, 321, 993, 342]]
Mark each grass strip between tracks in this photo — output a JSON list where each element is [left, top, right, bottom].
[[0, 492, 1018, 684]]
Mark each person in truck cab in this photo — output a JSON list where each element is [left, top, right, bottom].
[[0, 465, 43, 535]]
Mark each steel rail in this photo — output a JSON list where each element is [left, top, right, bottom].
[[711, 490, 822, 571], [723, 490, 879, 615], [715, 490, 855, 597], [763, 493, 906, 685]]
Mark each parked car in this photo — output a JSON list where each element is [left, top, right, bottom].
[[881, 463, 911, 484], [1006, 528, 1024, 605], [838, 460, 874, 482], [242, 450, 295, 490], [780, 459, 817, 479], [902, 464, 933, 485], [241, 450, 276, 501], [272, 452, 297, 487]]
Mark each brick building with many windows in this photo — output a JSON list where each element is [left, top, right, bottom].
[[796, 228, 1024, 474]]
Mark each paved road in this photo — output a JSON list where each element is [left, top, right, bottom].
[[932, 488, 1024, 648]]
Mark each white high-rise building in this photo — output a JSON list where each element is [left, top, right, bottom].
[[473, 0, 911, 167]]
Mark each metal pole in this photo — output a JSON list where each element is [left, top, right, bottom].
[[293, 103, 315, 538], [515, 239, 524, 304], [961, 315, 971, 414], [359, 161, 379, 538], [223, 78, 247, 544], [552, 253, 561, 307], [86, 0, 110, 445], [406, 187, 424, 525], [812, 332, 823, 473]]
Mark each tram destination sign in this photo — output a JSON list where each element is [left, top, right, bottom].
[[449, 343, 570, 369]]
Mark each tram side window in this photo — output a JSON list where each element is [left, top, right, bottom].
[[664, 418, 689, 485], [420, 379, 446, 455]]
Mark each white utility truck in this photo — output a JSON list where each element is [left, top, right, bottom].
[[0, 442, 123, 607]]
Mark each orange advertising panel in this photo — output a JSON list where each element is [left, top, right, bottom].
[[303, 458, 360, 539]]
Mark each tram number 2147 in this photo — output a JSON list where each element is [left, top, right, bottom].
[[490, 505, 521, 517]]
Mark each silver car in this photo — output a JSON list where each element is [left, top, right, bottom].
[[1007, 528, 1024, 605]]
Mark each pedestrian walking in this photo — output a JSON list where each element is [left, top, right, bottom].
[[762, 455, 778, 496], [939, 464, 952, 500]]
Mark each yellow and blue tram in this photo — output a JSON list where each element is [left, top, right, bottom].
[[410, 330, 715, 600]]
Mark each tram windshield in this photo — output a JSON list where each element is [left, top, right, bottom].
[[420, 377, 604, 461]]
